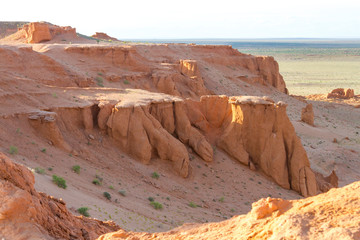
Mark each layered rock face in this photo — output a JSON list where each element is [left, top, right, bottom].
[[106, 98, 213, 177], [185, 96, 317, 197], [0, 153, 118, 240]]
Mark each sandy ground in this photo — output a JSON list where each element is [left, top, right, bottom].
[[0, 38, 359, 233]]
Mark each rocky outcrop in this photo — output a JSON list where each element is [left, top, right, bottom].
[[18, 22, 77, 43], [254, 56, 288, 94], [180, 60, 200, 78], [97, 181, 360, 240], [91, 32, 119, 41], [0, 153, 118, 240], [327, 88, 355, 99], [301, 103, 315, 126], [185, 95, 317, 197], [28, 110, 72, 152], [315, 170, 339, 193]]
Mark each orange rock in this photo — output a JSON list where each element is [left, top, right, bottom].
[[97, 181, 360, 240], [0, 153, 118, 239], [179, 59, 200, 78], [91, 32, 118, 41], [301, 103, 315, 126], [28, 111, 72, 152], [315, 170, 338, 192], [23, 22, 52, 43], [251, 197, 290, 219], [187, 95, 317, 197], [106, 97, 214, 177], [327, 88, 355, 99]]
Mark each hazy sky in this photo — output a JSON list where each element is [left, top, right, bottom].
[[2, 0, 360, 39]]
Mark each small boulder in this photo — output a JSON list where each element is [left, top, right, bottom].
[[301, 103, 314, 126]]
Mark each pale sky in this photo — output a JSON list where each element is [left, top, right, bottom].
[[2, 0, 360, 39]]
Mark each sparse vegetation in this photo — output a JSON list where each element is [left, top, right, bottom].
[[109, 185, 114, 190], [150, 201, 163, 210], [123, 80, 130, 85], [188, 202, 198, 208], [35, 167, 45, 174], [9, 145, 18, 155], [77, 207, 90, 217], [148, 197, 154, 202], [103, 192, 111, 200], [41, 148, 46, 153], [151, 172, 160, 179], [219, 197, 225, 203], [72, 165, 80, 174], [92, 179, 101, 185], [95, 76, 104, 87], [52, 175, 67, 189]]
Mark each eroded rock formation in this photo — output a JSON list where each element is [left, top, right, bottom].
[[25, 92, 319, 196], [185, 95, 317, 197], [327, 88, 355, 99], [0, 153, 118, 240], [106, 98, 213, 177]]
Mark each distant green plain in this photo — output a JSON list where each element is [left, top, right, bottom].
[[238, 47, 360, 96]]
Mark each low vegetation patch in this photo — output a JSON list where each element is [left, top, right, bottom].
[[52, 175, 67, 189], [77, 207, 90, 217], [72, 165, 80, 174], [151, 172, 160, 179], [35, 167, 45, 174], [103, 192, 111, 200], [150, 201, 163, 210], [188, 202, 198, 208], [92, 179, 101, 185], [9, 145, 18, 155], [95, 76, 104, 87]]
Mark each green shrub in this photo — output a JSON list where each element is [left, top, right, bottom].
[[9, 146, 18, 155], [41, 148, 46, 153], [72, 165, 80, 174], [35, 167, 45, 174], [52, 175, 67, 189], [219, 197, 225, 203], [123, 80, 130, 85], [148, 197, 154, 202], [109, 185, 114, 190], [77, 207, 90, 217], [92, 179, 101, 185], [150, 201, 163, 210], [95, 76, 104, 87], [188, 202, 198, 208], [151, 172, 160, 179], [103, 192, 111, 200]]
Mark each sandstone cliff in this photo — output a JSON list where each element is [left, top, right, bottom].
[[185, 96, 317, 197]]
